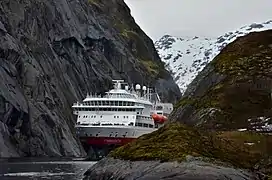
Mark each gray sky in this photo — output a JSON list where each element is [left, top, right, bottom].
[[124, 0, 272, 40]]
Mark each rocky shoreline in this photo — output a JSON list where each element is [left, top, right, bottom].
[[83, 157, 263, 180]]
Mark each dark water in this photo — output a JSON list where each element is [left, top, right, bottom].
[[0, 158, 96, 180]]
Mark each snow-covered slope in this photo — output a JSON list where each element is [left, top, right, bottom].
[[155, 20, 272, 94]]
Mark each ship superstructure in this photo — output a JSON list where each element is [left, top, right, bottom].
[[72, 80, 173, 157]]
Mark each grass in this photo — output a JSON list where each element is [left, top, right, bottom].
[[110, 123, 272, 170]]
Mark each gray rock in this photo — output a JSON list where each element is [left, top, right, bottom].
[[83, 158, 259, 180], [0, 0, 181, 157]]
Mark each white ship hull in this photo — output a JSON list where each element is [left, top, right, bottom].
[[75, 125, 157, 145]]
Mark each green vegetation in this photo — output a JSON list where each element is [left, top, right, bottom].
[[173, 30, 272, 130], [140, 59, 160, 77], [113, 19, 135, 38], [212, 30, 272, 76], [110, 123, 272, 171], [88, 0, 100, 6], [113, 18, 168, 80], [120, 30, 138, 38]]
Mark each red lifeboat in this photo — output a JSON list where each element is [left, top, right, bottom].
[[152, 114, 167, 124]]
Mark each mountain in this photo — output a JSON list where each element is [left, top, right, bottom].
[[155, 20, 272, 94], [84, 30, 272, 180], [0, 0, 181, 157]]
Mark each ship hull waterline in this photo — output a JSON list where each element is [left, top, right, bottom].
[[79, 136, 136, 146], [75, 125, 162, 146]]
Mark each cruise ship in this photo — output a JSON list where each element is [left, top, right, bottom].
[[72, 80, 173, 157]]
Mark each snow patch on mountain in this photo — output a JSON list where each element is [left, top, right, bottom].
[[155, 20, 272, 94]]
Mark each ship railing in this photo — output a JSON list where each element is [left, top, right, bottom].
[[86, 94, 102, 98], [73, 103, 84, 106], [137, 97, 150, 101], [86, 94, 135, 99]]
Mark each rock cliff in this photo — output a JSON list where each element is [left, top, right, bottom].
[[170, 30, 272, 131], [0, 0, 181, 157], [84, 30, 272, 179]]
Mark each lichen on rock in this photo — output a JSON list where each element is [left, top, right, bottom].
[[110, 123, 272, 170], [170, 30, 272, 131], [84, 123, 272, 179]]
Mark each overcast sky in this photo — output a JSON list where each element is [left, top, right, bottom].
[[124, 0, 272, 40]]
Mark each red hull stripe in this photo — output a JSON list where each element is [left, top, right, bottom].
[[80, 137, 136, 145]]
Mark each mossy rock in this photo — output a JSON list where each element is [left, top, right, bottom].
[[171, 30, 272, 130], [88, 0, 100, 6], [110, 123, 272, 173]]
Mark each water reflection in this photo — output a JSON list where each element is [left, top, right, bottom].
[[0, 158, 96, 180]]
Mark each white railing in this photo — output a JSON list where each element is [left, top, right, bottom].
[[86, 94, 102, 98]]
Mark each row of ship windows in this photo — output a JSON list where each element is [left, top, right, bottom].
[[80, 115, 152, 121], [78, 122, 154, 128], [75, 108, 137, 112], [80, 115, 131, 119], [83, 101, 135, 106], [135, 123, 154, 128]]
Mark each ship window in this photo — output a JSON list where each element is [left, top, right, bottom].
[[149, 124, 154, 128], [117, 116, 119, 118], [156, 106, 163, 110], [105, 101, 109, 105], [144, 123, 148, 127], [94, 116, 96, 118], [114, 101, 118, 106], [110, 101, 114, 106], [100, 115, 102, 118], [126, 116, 128, 118], [114, 116, 116, 118]]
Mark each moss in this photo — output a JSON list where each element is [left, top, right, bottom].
[[88, 0, 100, 6], [110, 123, 272, 171], [140, 59, 160, 77], [174, 98, 196, 109], [173, 30, 272, 130], [212, 30, 272, 76], [113, 19, 134, 37]]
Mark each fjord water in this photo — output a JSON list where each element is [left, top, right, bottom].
[[0, 158, 96, 180]]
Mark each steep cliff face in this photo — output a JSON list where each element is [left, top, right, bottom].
[[0, 0, 181, 157], [170, 30, 272, 131]]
